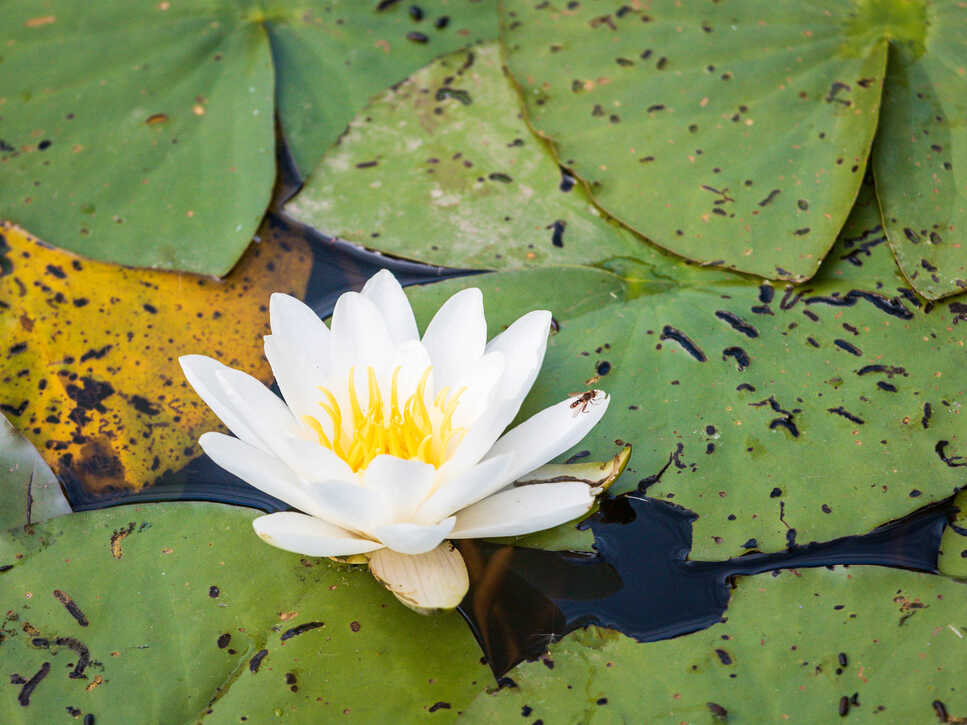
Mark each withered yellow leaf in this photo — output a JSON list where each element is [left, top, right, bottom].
[[0, 221, 311, 497]]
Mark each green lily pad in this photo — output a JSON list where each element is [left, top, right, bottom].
[[498, 0, 888, 282], [462, 566, 967, 723], [0, 412, 70, 531], [286, 43, 651, 271], [0, 502, 488, 723], [497, 0, 967, 292], [406, 177, 967, 560], [0, 0, 495, 275], [267, 0, 498, 180], [872, 1, 967, 300], [0, 0, 276, 275]]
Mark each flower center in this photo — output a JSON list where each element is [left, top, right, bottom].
[[304, 366, 466, 472]]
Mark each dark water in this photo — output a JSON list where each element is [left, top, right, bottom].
[[458, 493, 952, 676], [63, 126, 958, 679]]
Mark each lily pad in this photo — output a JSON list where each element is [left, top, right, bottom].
[[462, 566, 967, 722], [498, 0, 967, 293], [405, 177, 967, 560], [0, 0, 276, 275], [286, 43, 650, 271], [0, 0, 495, 275], [0, 502, 489, 723], [267, 0, 498, 179], [872, 1, 967, 300], [498, 0, 887, 281], [0, 412, 70, 530]]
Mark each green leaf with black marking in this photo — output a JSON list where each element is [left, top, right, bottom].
[[287, 43, 666, 273], [0, 0, 495, 275], [462, 566, 967, 723], [497, 0, 888, 282], [871, 1, 967, 300], [405, 177, 967, 560], [0, 502, 488, 723]]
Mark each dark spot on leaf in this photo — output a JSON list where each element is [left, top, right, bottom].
[[660, 326, 706, 362], [249, 649, 268, 673], [833, 339, 862, 356], [758, 189, 780, 207], [827, 407, 864, 425], [281, 621, 325, 641]]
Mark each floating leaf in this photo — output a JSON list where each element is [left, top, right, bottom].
[[0, 502, 488, 723], [287, 43, 657, 272], [0, 221, 311, 499], [0, 411, 70, 530], [405, 179, 967, 560], [0, 1, 495, 274], [0, 0, 275, 274], [267, 0, 498, 178], [498, 0, 888, 281], [872, 1, 967, 300], [498, 0, 967, 292], [462, 566, 967, 722]]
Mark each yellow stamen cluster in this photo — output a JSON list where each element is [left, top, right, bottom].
[[304, 366, 465, 472]]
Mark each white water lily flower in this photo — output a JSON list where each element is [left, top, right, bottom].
[[179, 270, 609, 612]]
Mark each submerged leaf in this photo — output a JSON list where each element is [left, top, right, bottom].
[[287, 43, 661, 272]]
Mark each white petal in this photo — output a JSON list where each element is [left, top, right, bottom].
[[199, 431, 327, 515], [436, 393, 522, 482], [270, 293, 330, 367], [450, 350, 505, 429], [484, 391, 610, 486], [303, 479, 393, 532], [180, 355, 267, 452], [213, 367, 296, 456], [361, 269, 419, 345], [362, 455, 436, 521], [329, 291, 395, 376], [200, 432, 386, 531], [421, 287, 486, 393], [449, 482, 596, 538], [485, 309, 551, 413], [279, 435, 356, 484], [368, 542, 468, 613], [263, 335, 321, 424], [370, 517, 456, 555], [387, 339, 433, 407], [415, 454, 514, 524], [253, 512, 382, 557]]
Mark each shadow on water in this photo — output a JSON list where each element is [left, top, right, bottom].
[[62, 121, 959, 682]]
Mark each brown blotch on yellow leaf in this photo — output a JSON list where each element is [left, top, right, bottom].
[[0, 220, 311, 497]]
